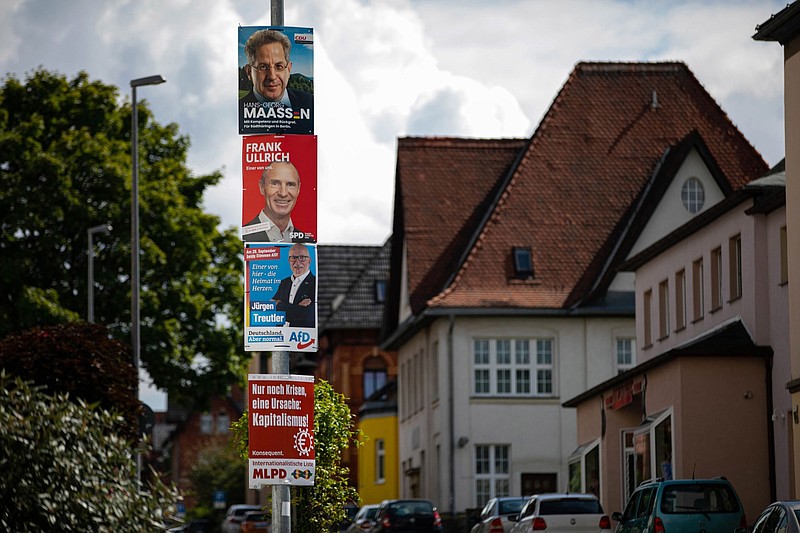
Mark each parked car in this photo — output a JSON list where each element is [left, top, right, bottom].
[[346, 504, 381, 532], [470, 496, 530, 533], [222, 504, 263, 533], [508, 493, 610, 533], [749, 500, 800, 533], [612, 477, 747, 533], [336, 502, 360, 531], [240, 510, 271, 532], [369, 499, 443, 532]]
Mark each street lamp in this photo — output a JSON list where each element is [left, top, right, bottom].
[[131, 75, 165, 481], [130, 74, 166, 371], [87, 223, 112, 323]]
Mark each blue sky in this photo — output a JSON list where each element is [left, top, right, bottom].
[[0, 0, 788, 409]]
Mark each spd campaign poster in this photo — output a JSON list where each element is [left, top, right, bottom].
[[241, 134, 317, 243], [244, 242, 318, 352], [248, 374, 315, 487], [238, 26, 314, 135]]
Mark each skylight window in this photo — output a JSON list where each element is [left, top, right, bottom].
[[512, 247, 534, 279]]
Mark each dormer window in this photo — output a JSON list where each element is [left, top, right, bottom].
[[374, 280, 387, 303], [512, 247, 534, 279]]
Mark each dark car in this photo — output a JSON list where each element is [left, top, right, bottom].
[[370, 499, 443, 532]]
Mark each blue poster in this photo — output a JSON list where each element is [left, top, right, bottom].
[[244, 242, 318, 352]]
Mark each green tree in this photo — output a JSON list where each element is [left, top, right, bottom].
[[187, 443, 248, 520], [0, 69, 246, 405], [231, 379, 361, 532], [0, 374, 180, 532], [0, 322, 140, 440]]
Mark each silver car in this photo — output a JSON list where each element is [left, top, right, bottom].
[[751, 501, 800, 533], [471, 497, 530, 533]]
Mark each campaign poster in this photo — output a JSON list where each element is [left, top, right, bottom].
[[238, 26, 314, 135], [248, 374, 315, 487], [241, 134, 317, 243], [244, 242, 318, 352]]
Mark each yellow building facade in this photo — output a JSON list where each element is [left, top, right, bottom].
[[357, 386, 399, 505]]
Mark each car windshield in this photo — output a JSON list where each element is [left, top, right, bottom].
[[540, 499, 603, 515], [499, 499, 527, 515], [660, 484, 740, 514], [389, 501, 434, 516], [365, 507, 379, 519]]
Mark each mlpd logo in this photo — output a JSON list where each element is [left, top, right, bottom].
[[289, 330, 315, 350]]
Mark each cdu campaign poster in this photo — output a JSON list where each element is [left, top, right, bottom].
[[241, 134, 317, 243], [238, 26, 314, 135], [248, 374, 315, 487], [244, 242, 318, 353]]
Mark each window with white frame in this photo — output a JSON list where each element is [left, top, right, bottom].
[[216, 410, 230, 434], [200, 412, 213, 435], [473, 338, 554, 396], [675, 268, 686, 331], [711, 246, 723, 311], [616, 338, 635, 374], [728, 234, 742, 301], [568, 440, 600, 498], [475, 445, 510, 508], [375, 438, 385, 483]]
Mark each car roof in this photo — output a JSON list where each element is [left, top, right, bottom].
[[534, 493, 599, 500]]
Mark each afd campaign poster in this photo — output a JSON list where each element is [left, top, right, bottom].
[[248, 374, 315, 487], [238, 26, 314, 135], [244, 242, 318, 353], [241, 134, 317, 243]]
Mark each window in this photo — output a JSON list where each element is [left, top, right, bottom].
[[431, 341, 439, 402], [375, 438, 385, 483], [675, 269, 686, 331], [568, 440, 600, 498], [616, 338, 635, 374], [692, 258, 704, 321], [781, 226, 788, 285], [681, 177, 705, 213], [634, 411, 673, 486], [643, 289, 653, 347], [512, 247, 534, 279], [658, 280, 670, 340], [374, 280, 387, 303], [216, 410, 230, 434], [363, 356, 387, 399], [475, 445, 510, 508], [200, 412, 213, 435], [728, 235, 742, 301], [711, 246, 723, 311], [473, 338, 554, 396]]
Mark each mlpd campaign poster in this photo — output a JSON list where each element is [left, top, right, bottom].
[[238, 26, 314, 135], [248, 374, 315, 487], [241, 134, 317, 243], [244, 242, 318, 353]]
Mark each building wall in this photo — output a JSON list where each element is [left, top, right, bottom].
[[574, 355, 771, 521], [785, 27, 800, 500], [397, 314, 634, 514], [358, 413, 400, 505]]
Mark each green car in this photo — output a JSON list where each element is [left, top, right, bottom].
[[612, 478, 748, 533]]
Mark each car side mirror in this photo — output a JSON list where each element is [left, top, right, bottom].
[[612, 511, 625, 523]]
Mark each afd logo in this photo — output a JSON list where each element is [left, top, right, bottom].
[[289, 331, 315, 350]]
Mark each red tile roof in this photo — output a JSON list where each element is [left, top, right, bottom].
[[393, 62, 768, 319]]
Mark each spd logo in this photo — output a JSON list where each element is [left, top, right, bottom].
[[289, 331, 315, 350]]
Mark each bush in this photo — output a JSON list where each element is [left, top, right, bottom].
[[0, 375, 180, 532]]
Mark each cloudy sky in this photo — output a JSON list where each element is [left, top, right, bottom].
[[1, 0, 788, 408]]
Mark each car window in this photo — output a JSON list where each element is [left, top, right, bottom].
[[622, 490, 641, 520], [539, 499, 603, 515], [751, 507, 775, 533], [660, 484, 740, 514], [479, 499, 494, 519], [365, 507, 379, 520], [636, 488, 656, 519], [389, 501, 433, 516], [499, 499, 526, 515], [520, 498, 537, 518]]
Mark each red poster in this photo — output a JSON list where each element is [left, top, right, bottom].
[[241, 134, 317, 243], [248, 374, 315, 487]]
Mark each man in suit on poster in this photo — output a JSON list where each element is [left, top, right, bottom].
[[239, 28, 313, 134], [271, 243, 316, 328], [243, 161, 309, 242]]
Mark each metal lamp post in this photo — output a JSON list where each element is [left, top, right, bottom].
[[131, 74, 166, 480], [87, 223, 112, 323]]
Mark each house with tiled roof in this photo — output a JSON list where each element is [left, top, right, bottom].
[[314, 240, 396, 490], [565, 162, 787, 521], [382, 61, 768, 517]]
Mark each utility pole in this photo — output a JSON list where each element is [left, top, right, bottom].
[[270, 2, 291, 530]]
